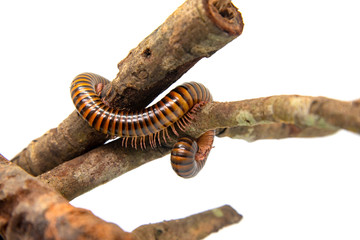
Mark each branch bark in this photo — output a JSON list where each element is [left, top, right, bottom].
[[0, 154, 130, 240], [131, 205, 242, 240], [216, 123, 338, 142], [104, 0, 243, 110], [11, 112, 109, 177], [39, 95, 358, 201], [11, 0, 244, 176], [187, 96, 360, 137], [0, 154, 241, 240]]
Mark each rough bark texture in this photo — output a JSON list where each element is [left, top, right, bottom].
[[11, 112, 108, 176], [188, 96, 360, 137], [132, 205, 242, 240], [10, 0, 243, 177], [39, 96, 358, 201], [0, 154, 131, 240], [216, 123, 338, 142], [0, 154, 241, 240], [39, 143, 171, 201], [4, 1, 359, 239], [103, 0, 243, 109]]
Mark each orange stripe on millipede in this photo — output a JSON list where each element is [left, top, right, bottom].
[[70, 72, 214, 179]]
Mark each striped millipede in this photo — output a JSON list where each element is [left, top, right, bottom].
[[70, 72, 214, 178], [171, 130, 215, 178]]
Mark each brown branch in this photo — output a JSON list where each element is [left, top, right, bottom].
[[10, 0, 243, 177], [104, 0, 243, 110], [38, 95, 358, 201], [39, 142, 171, 200], [0, 154, 130, 240], [11, 112, 109, 176], [216, 123, 338, 142], [0, 154, 241, 240], [188, 96, 360, 137], [131, 205, 242, 240]]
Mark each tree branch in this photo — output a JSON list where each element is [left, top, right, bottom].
[[39, 143, 171, 200], [39, 95, 358, 201], [11, 112, 109, 177], [131, 205, 242, 240], [10, 0, 244, 176], [216, 123, 338, 142], [0, 154, 130, 240], [187, 96, 359, 137], [0, 154, 241, 240], [105, 0, 243, 110]]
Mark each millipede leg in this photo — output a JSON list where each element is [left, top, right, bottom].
[[71, 74, 214, 179]]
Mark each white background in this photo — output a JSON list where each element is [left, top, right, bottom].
[[1, 0, 359, 239]]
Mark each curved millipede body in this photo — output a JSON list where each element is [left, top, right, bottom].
[[171, 130, 215, 178], [71, 72, 215, 178]]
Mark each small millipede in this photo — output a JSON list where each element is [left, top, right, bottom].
[[71, 72, 214, 178]]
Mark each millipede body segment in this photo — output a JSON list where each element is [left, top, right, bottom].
[[71, 72, 215, 178], [171, 130, 215, 178]]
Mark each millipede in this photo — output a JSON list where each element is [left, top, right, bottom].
[[70, 72, 214, 178]]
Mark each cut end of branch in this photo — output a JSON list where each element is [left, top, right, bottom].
[[206, 0, 244, 35]]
